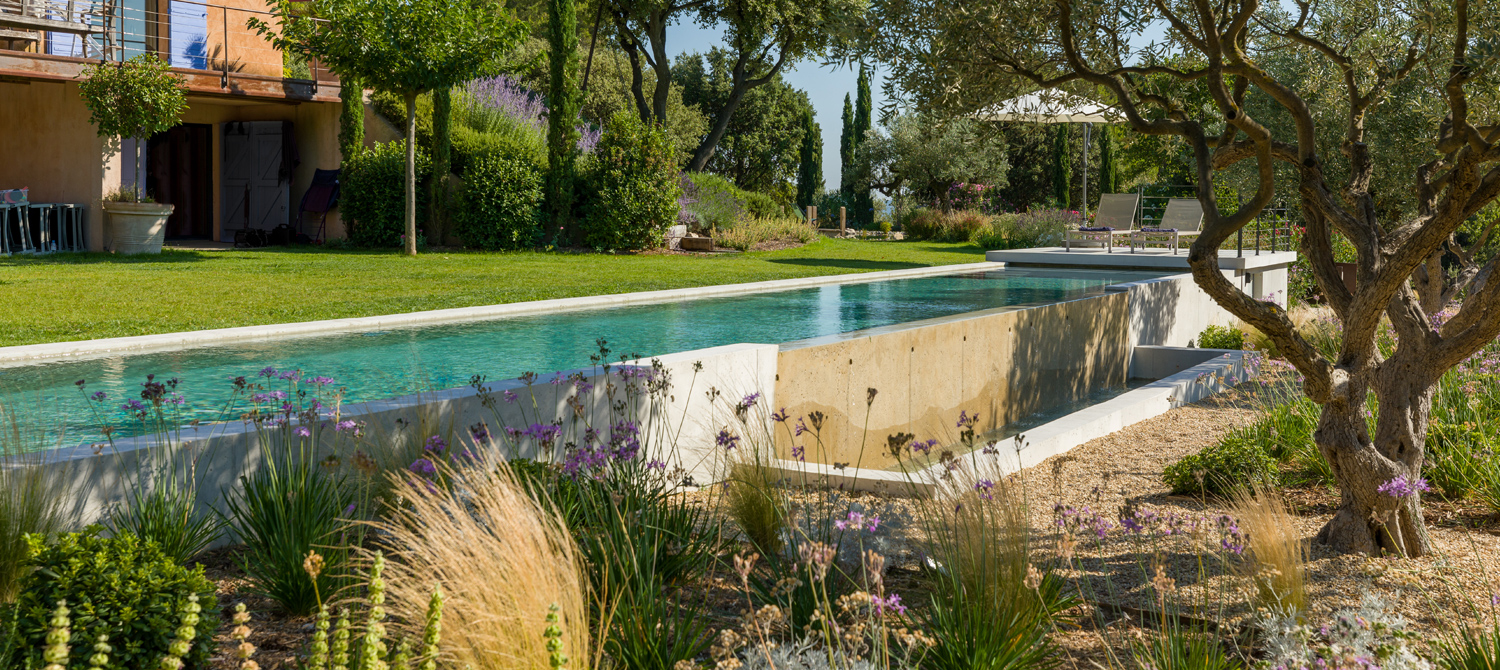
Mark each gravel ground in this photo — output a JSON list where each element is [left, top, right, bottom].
[[202, 386, 1500, 668]]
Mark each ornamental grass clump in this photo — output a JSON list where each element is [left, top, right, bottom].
[[1228, 483, 1308, 616], [368, 457, 587, 670]]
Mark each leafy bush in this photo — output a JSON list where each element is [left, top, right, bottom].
[[342, 141, 430, 248], [906, 209, 989, 242], [680, 172, 746, 232], [12, 529, 217, 670], [580, 112, 681, 250], [1197, 324, 1246, 350], [742, 191, 779, 219], [0, 409, 75, 602], [451, 124, 546, 177], [454, 152, 544, 250], [1164, 432, 1278, 496]]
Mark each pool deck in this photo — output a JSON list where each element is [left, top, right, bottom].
[[986, 246, 1296, 271]]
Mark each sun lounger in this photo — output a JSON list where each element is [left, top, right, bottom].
[[1131, 198, 1204, 254], [1065, 193, 1140, 252]]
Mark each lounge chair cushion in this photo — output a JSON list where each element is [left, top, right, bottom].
[[1078, 226, 1114, 232], [1140, 227, 1176, 233]]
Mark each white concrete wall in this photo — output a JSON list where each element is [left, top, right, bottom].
[[1113, 273, 1237, 353], [42, 343, 776, 531]]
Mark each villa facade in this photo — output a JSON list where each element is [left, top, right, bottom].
[[0, 0, 360, 248]]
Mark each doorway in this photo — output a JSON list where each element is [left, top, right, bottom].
[[147, 123, 214, 239]]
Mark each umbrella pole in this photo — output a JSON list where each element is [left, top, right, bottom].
[[1082, 122, 1091, 219]]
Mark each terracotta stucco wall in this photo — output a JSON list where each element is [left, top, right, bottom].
[[773, 291, 1132, 469], [1, 81, 342, 250]]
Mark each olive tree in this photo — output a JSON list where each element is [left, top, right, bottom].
[[253, 0, 525, 255], [865, 0, 1500, 556]]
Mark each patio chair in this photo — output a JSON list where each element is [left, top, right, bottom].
[[1131, 198, 1204, 254], [299, 169, 340, 243], [1065, 193, 1140, 252]]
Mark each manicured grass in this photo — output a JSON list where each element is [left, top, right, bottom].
[[0, 239, 987, 347]]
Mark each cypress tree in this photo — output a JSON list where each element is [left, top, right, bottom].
[[796, 107, 823, 208], [338, 75, 364, 161], [1098, 124, 1118, 195], [430, 86, 452, 241], [546, 0, 582, 237], [852, 63, 873, 226], [1052, 124, 1072, 209], [839, 94, 854, 196]]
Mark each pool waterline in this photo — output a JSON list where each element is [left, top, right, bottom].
[[1, 266, 1169, 445]]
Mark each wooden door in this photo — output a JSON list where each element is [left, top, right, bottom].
[[220, 121, 290, 239]]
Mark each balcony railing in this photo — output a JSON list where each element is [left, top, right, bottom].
[[1, 0, 334, 86]]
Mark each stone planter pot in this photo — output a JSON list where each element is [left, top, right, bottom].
[[102, 201, 174, 254]]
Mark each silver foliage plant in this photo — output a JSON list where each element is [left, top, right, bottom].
[[1255, 593, 1430, 670]]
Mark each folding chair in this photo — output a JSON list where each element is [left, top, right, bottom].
[[299, 169, 340, 242]]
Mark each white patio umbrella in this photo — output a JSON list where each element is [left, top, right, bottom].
[[976, 92, 1120, 215]]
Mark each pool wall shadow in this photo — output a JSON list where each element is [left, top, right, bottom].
[[33, 269, 1243, 531]]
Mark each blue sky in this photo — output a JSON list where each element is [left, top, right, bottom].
[[667, 23, 886, 189]]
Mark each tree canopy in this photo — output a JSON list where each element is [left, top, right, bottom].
[[862, 0, 1500, 556]]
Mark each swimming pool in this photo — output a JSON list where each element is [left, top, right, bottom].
[[0, 266, 1165, 443]]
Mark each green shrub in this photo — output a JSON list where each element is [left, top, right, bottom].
[[1197, 324, 1246, 350], [454, 152, 544, 250], [450, 124, 546, 177], [1164, 433, 1278, 496], [906, 209, 989, 242], [341, 141, 430, 248], [13, 529, 218, 670], [742, 191, 779, 219], [680, 172, 746, 232], [581, 112, 681, 250]]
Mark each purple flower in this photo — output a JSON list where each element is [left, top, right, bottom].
[[1492, 593, 1500, 607], [522, 423, 562, 446], [295, 426, 311, 438], [742, 392, 761, 408], [834, 511, 879, 532], [425, 435, 447, 453], [259, 366, 277, 378], [469, 422, 490, 442], [409, 458, 437, 476], [335, 420, 358, 433], [343, 503, 358, 517], [269, 391, 288, 401], [911, 438, 939, 455], [502, 390, 518, 404], [278, 370, 301, 381], [791, 445, 805, 462], [872, 593, 906, 616], [794, 418, 808, 436], [716, 428, 741, 450], [91, 391, 107, 402], [121, 399, 146, 412], [646, 459, 667, 471], [771, 408, 790, 423], [1377, 475, 1430, 498], [974, 479, 995, 501], [310, 376, 335, 386]]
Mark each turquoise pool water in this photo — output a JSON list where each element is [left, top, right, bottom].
[[0, 267, 1164, 443]]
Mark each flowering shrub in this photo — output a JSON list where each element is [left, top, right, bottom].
[[904, 209, 989, 242], [945, 182, 1011, 214], [970, 209, 1080, 249]]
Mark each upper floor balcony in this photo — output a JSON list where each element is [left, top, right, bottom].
[[0, 0, 341, 102]]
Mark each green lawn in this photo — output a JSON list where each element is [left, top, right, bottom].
[[0, 239, 987, 347]]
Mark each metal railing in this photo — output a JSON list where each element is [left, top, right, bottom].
[[1132, 189, 1296, 256], [3, 0, 331, 85]]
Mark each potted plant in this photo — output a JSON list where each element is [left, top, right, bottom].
[[78, 54, 187, 254]]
